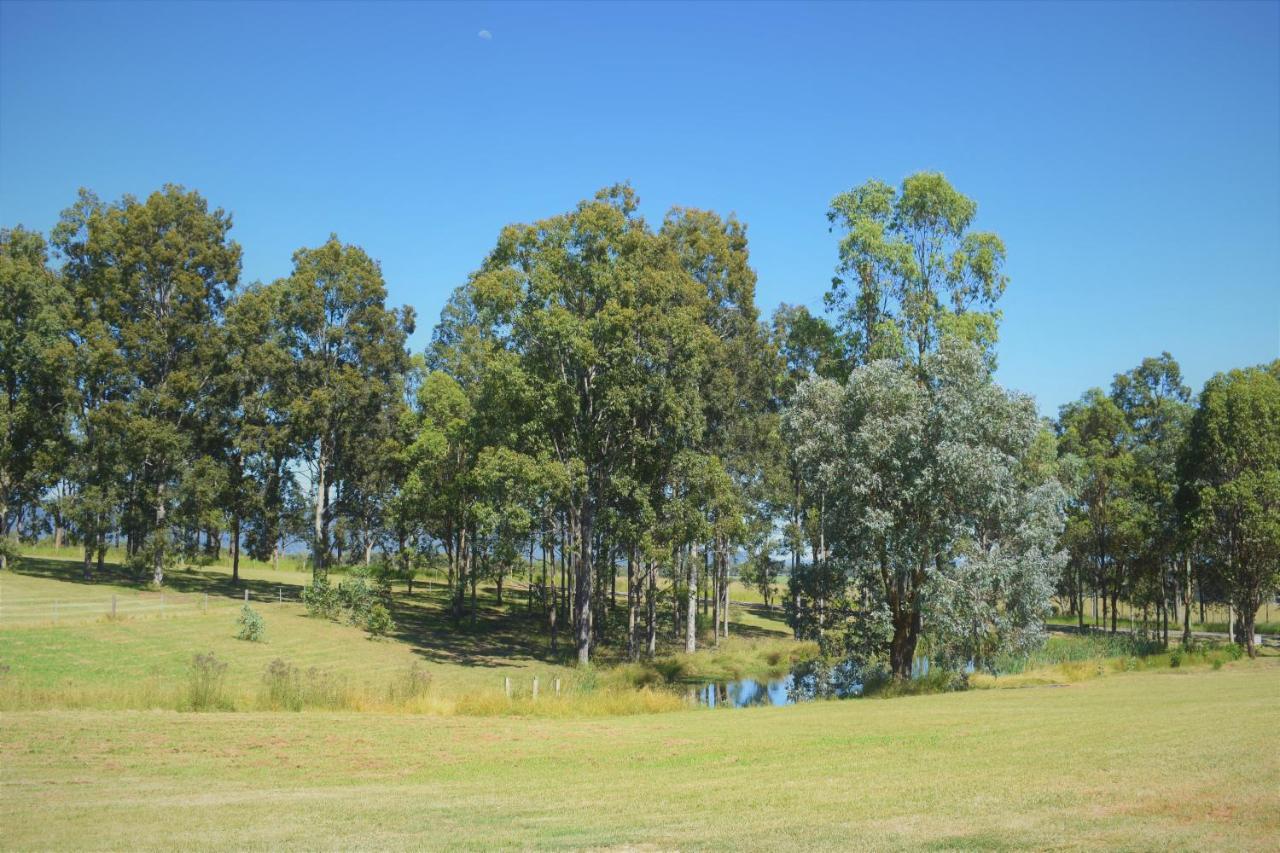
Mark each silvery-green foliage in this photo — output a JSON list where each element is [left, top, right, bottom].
[[786, 340, 1067, 674]]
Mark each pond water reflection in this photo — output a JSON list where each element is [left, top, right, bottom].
[[690, 656, 969, 708]]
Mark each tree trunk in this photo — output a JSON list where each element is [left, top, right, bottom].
[[152, 483, 166, 586], [646, 560, 657, 658], [711, 541, 720, 647], [889, 605, 921, 679], [721, 551, 730, 639], [312, 449, 328, 584], [547, 532, 558, 653], [627, 550, 637, 661], [574, 502, 594, 666], [685, 542, 698, 654], [1182, 555, 1193, 646], [1077, 563, 1086, 629], [231, 513, 241, 586]]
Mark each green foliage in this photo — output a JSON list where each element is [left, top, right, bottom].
[[825, 172, 1006, 366], [365, 602, 394, 638], [302, 567, 390, 635], [301, 578, 341, 619], [1180, 363, 1280, 655], [235, 604, 265, 642]]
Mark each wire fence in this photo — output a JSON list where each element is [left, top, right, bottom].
[[0, 586, 303, 626]]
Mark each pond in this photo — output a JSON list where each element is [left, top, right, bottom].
[[690, 656, 969, 708]]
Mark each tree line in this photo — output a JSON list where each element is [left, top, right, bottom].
[[2, 174, 1276, 670]]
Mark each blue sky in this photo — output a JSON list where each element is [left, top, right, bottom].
[[2, 0, 1276, 415]]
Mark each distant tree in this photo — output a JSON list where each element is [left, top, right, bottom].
[[785, 173, 1063, 678], [1111, 353, 1192, 644], [1180, 363, 1280, 657], [0, 227, 74, 569], [825, 172, 1007, 368], [1057, 389, 1137, 632], [788, 344, 1066, 677], [466, 186, 711, 664], [271, 236, 411, 581], [53, 186, 241, 585]]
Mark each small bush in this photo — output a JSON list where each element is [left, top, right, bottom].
[[1212, 659, 1224, 670], [236, 604, 265, 642], [365, 602, 394, 638], [301, 580, 340, 619], [0, 536, 20, 567], [188, 652, 229, 711], [1169, 650, 1182, 668]]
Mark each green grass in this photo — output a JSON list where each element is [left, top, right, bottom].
[[1, 660, 1276, 849], [3, 552, 1278, 847], [0, 553, 796, 714], [1049, 600, 1280, 636]]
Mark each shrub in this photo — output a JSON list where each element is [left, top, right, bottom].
[[188, 652, 229, 710], [304, 568, 387, 627], [301, 579, 340, 619], [0, 536, 20, 568], [1169, 650, 1182, 668], [235, 604, 265, 642], [365, 602, 394, 638]]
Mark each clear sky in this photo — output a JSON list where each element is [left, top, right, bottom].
[[2, 0, 1277, 415]]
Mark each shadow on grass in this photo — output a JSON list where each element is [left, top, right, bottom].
[[11, 555, 305, 603], [12, 554, 797, 672]]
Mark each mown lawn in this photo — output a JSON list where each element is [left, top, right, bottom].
[[1, 660, 1276, 850]]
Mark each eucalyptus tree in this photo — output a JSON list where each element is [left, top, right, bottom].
[[662, 207, 780, 644], [825, 172, 1007, 369], [1179, 363, 1280, 657], [782, 374, 847, 639], [465, 185, 710, 664], [53, 186, 241, 585], [787, 344, 1066, 677], [272, 236, 412, 581], [1057, 390, 1137, 631], [401, 370, 476, 614], [783, 172, 1063, 678], [219, 283, 296, 582], [1111, 354, 1192, 643], [771, 305, 846, 580], [0, 227, 74, 569]]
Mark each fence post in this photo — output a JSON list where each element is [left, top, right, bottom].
[[554, 677, 561, 697], [112, 595, 117, 619], [532, 677, 539, 700], [202, 593, 208, 613], [504, 676, 511, 698], [244, 589, 249, 604], [278, 586, 283, 604]]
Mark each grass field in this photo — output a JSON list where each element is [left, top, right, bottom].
[[3, 552, 1278, 849], [2, 661, 1276, 850], [0, 554, 799, 714]]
